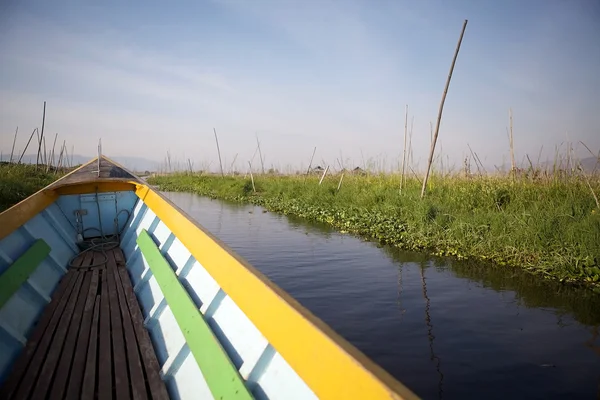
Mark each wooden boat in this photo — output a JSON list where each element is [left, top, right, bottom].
[[0, 157, 417, 400]]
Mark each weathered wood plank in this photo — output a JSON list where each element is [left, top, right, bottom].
[[28, 271, 86, 400], [64, 267, 99, 399], [98, 267, 113, 400], [106, 251, 131, 400], [118, 265, 170, 400], [80, 294, 101, 400], [48, 253, 94, 399], [46, 157, 138, 189], [0, 266, 79, 400], [110, 250, 148, 400]]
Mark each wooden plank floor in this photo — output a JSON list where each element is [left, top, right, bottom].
[[0, 247, 169, 400]]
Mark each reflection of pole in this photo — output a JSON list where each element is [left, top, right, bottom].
[[584, 326, 600, 398], [421, 264, 444, 399], [397, 262, 406, 318]]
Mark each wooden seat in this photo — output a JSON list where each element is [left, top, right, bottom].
[[0, 247, 169, 400]]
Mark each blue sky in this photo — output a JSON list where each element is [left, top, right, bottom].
[[1, 0, 599, 172]]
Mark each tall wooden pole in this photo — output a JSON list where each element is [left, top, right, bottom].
[[509, 108, 515, 175], [400, 104, 408, 192], [36, 101, 46, 168], [213, 128, 224, 177], [421, 20, 468, 199], [304, 146, 317, 182], [9, 127, 18, 163], [256, 133, 265, 174]]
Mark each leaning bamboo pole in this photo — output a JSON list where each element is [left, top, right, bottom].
[[36, 101, 46, 169], [9, 127, 18, 163], [18, 128, 38, 164], [421, 19, 468, 199], [213, 128, 224, 177]]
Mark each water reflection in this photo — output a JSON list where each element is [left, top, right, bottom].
[[420, 263, 444, 399], [382, 245, 600, 327]]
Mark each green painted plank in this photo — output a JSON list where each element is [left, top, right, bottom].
[[136, 229, 253, 400], [0, 239, 51, 309]]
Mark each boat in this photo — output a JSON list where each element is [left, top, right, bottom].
[[0, 156, 417, 400]]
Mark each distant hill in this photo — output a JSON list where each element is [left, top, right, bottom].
[[9, 154, 160, 173]]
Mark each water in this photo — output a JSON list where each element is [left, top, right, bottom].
[[163, 192, 600, 399]]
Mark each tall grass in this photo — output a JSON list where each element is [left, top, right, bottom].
[[149, 171, 600, 287], [0, 163, 64, 211]]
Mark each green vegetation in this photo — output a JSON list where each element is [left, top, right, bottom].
[[149, 172, 600, 287], [0, 163, 64, 212]]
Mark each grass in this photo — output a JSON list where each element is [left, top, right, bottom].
[[2, 160, 597, 288], [0, 163, 65, 212], [149, 171, 600, 288]]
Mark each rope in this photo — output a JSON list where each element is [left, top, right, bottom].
[[68, 190, 132, 269]]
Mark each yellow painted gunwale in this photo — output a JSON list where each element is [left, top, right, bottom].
[[136, 185, 418, 400]]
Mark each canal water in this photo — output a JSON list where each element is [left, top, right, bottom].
[[163, 192, 600, 399]]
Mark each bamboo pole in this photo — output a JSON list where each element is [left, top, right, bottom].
[[318, 165, 329, 185], [408, 166, 420, 181], [36, 129, 40, 159], [213, 128, 224, 177], [36, 101, 46, 168], [304, 146, 317, 182], [18, 128, 38, 164], [228, 153, 238, 175], [66, 142, 70, 168], [256, 133, 265, 174], [248, 161, 256, 192], [9, 127, 18, 163], [421, 19, 468, 199], [509, 108, 515, 175], [42, 135, 47, 167], [244, 145, 260, 179], [63, 142, 69, 169], [337, 172, 345, 192], [401, 104, 408, 192], [466, 144, 483, 176], [408, 116, 414, 173], [56, 140, 66, 171], [50, 133, 58, 168]]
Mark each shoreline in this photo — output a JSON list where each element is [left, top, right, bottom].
[[148, 173, 600, 290]]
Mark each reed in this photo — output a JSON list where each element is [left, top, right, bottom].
[[149, 169, 600, 288], [0, 163, 65, 211]]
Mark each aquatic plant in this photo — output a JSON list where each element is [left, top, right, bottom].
[[149, 172, 600, 288]]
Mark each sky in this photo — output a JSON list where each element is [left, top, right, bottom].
[[1, 0, 599, 172]]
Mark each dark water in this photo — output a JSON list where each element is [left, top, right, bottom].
[[163, 192, 600, 399]]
